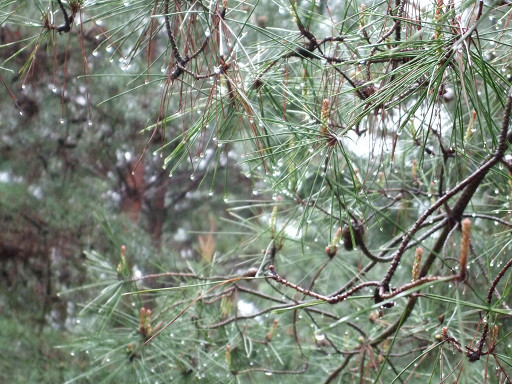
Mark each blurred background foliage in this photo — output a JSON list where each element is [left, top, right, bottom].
[[1, 0, 512, 383]]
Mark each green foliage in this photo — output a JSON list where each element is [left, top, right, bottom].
[[2, 0, 512, 382]]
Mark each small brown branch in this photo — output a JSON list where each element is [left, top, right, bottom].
[[164, 0, 183, 63], [56, 0, 73, 33], [268, 265, 379, 304], [324, 354, 355, 384], [487, 256, 512, 306]]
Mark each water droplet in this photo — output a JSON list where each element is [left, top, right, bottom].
[[264, 371, 273, 376], [144, 78, 149, 84], [19, 110, 23, 116], [21, 84, 26, 90], [314, 333, 325, 341], [92, 50, 99, 57], [88, 120, 93, 126], [190, 174, 195, 180], [60, 118, 65, 124], [204, 29, 211, 37], [105, 45, 113, 53]]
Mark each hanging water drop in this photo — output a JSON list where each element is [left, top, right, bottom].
[[314, 333, 325, 341]]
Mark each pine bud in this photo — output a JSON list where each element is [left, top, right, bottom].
[[412, 247, 423, 281], [459, 219, 471, 281]]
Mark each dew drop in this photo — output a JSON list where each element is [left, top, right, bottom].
[[92, 50, 99, 57], [21, 84, 26, 90], [19, 110, 23, 116], [60, 118, 65, 124], [264, 371, 273, 376], [88, 120, 93, 126], [190, 174, 195, 180]]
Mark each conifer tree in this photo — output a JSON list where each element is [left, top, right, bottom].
[[2, 0, 512, 382]]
